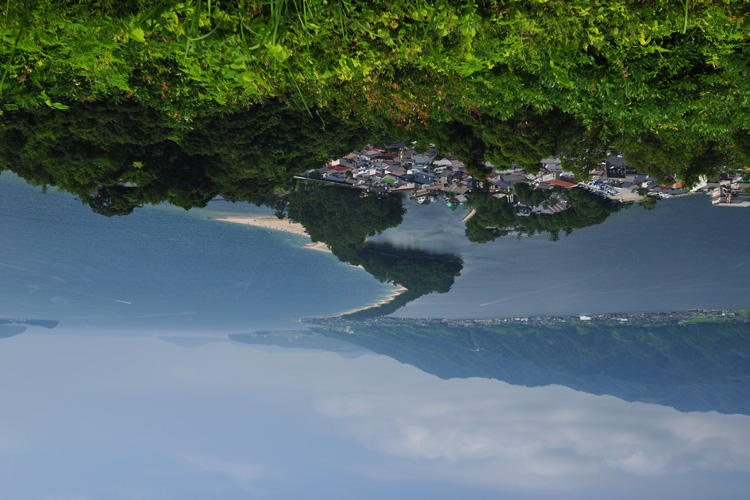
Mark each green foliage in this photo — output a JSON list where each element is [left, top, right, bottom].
[[0, 100, 369, 214], [0, 1, 747, 183], [280, 182, 405, 252], [465, 185, 622, 242], [1, 2, 747, 135], [271, 181, 463, 316], [640, 196, 658, 211], [613, 130, 739, 188], [1, 1, 748, 200]]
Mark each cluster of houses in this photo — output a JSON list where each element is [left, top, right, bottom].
[[301, 143, 475, 205], [592, 157, 672, 192], [580, 157, 750, 207], [299, 143, 749, 211], [705, 178, 750, 207]]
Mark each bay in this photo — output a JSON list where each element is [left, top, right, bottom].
[[0, 172, 398, 333], [370, 195, 750, 319]]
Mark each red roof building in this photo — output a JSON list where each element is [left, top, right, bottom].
[[548, 179, 578, 189]]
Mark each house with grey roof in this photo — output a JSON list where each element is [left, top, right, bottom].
[[605, 156, 627, 179], [712, 180, 750, 207], [540, 157, 562, 172]]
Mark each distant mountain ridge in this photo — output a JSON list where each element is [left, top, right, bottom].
[[307, 315, 750, 415]]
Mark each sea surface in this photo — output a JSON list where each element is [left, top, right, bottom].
[[371, 194, 750, 318], [2, 172, 750, 500], [0, 172, 397, 333]]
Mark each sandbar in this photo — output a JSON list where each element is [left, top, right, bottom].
[[301, 284, 408, 321], [334, 285, 408, 316], [209, 216, 332, 253], [210, 215, 407, 318]]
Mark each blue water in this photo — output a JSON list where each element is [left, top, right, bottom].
[[4, 171, 750, 330], [371, 195, 750, 319], [0, 173, 396, 333]]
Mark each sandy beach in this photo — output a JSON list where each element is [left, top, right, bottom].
[[297, 284, 409, 322], [211, 214, 407, 318], [331, 285, 408, 317], [209, 215, 309, 236], [209, 216, 332, 253]]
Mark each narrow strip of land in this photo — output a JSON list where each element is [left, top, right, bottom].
[[209, 215, 309, 235], [301, 285, 409, 321], [462, 208, 476, 223], [209, 215, 332, 253], [211, 214, 407, 314]]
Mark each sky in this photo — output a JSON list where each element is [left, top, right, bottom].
[[1, 327, 749, 500]]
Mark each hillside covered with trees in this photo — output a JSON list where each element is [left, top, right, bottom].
[[0, 100, 369, 214], [309, 315, 750, 414]]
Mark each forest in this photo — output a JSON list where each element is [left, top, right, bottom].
[[465, 183, 624, 242], [0, 100, 370, 214], [265, 182, 464, 317]]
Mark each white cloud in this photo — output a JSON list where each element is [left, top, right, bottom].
[[180, 454, 279, 485], [313, 380, 750, 492], [4, 333, 748, 498]]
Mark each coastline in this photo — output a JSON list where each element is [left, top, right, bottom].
[[208, 216, 332, 253], [305, 307, 750, 326], [333, 285, 408, 317], [298, 284, 408, 322], [210, 214, 407, 318]]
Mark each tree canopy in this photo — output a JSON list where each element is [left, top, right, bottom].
[[0, 100, 369, 214], [270, 182, 463, 317], [1, 1, 748, 183], [465, 185, 623, 243]]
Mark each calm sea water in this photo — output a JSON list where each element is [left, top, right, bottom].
[[0, 172, 396, 333], [4, 171, 749, 329], [371, 195, 750, 318]]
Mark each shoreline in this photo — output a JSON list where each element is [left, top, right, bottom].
[[210, 214, 407, 318], [208, 216, 332, 253], [306, 307, 750, 326], [331, 285, 408, 317], [297, 284, 408, 323]]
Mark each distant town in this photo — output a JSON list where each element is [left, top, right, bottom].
[[304, 308, 750, 329], [297, 143, 750, 211]]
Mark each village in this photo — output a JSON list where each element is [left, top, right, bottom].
[[297, 143, 750, 212], [306, 308, 750, 329]]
